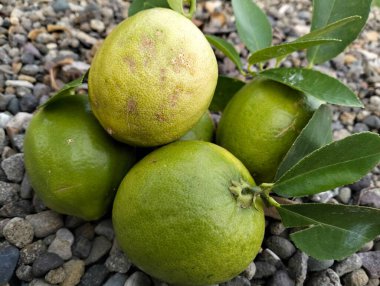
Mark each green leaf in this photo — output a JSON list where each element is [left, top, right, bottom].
[[307, 0, 372, 64], [248, 39, 340, 65], [206, 35, 244, 73], [273, 132, 380, 197], [260, 68, 363, 107], [129, 0, 170, 17], [231, 0, 272, 53], [209, 76, 245, 113], [278, 204, 380, 260], [275, 104, 332, 180], [39, 72, 87, 109], [167, 0, 196, 18]]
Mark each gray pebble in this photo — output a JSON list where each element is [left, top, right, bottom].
[[266, 236, 296, 259], [254, 261, 277, 278], [353, 123, 369, 133], [7, 97, 20, 115], [33, 83, 50, 98], [288, 251, 308, 285], [48, 228, 74, 260], [337, 187, 351, 204], [3, 217, 34, 248], [75, 223, 95, 240], [0, 199, 33, 217], [43, 234, 56, 246], [0, 218, 10, 237], [52, 0, 70, 12], [32, 252, 64, 277], [95, 219, 114, 241], [0, 244, 19, 284], [359, 188, 380, 208], [45, 266, 66, 284], [350, 175, 371, 192], [21, 53, 35, 65], [124, 271, 151, 286], [62, 259, 85, 286], [29, 278, 54, 286], [0, 181, 20, 204], [269, 221, 288, 236], [13, 134, 25, 152], [16, 264, 33, 282], [367, 278, 379, 286], [26, 210, 64, 238], [363, 115, 380, 129], [65, 216, 84, 228], [20, 94, 38, 112], [342, 269, 369, 286], [21, 64, 39, 76], [105, 239, 131, 273], [20, 174, 33, 199], [79, 264, 109, 286], [242, 261, 256, 280], [20, 240, 47, 264], [359, 241, 374, 252], [32, 194, 47, 212], [268, 270, 295, 286], [221, 276, 250, 286], [1, 153, 25, 182], [0, 112, 12, 128], [72, 236, 92, 259], [307, 269, 341, 286], [104, 273, 128, 286], [358, 251, 380, 278], [334, 254, 362, 277], [257, 248, 283, 268], [85, 235, 112, 265], [308, 257, 335, 272]]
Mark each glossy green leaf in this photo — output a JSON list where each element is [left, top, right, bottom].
[[248, 39, 340, 65], [275, 104, 332, 180], [129, 0, 170, 17], [231, 0, 272, 53], [307, 0, 371, 64], [209, 76, 245, 113], [206, 35, 244, 73], [278, 204, 380, 260], [274, 132, 380, 197], [167, 0, 196, 18], [39, 71, 87, 109], [260, 68, 363, 107]]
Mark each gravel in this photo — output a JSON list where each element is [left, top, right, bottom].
[[32, 252, 64, 277], [0, 243, 19, 284], [2, 217, 34, 248], [334, 254, 362, 277], [47, 228, 74, 260], [26, 210, 64, 238]]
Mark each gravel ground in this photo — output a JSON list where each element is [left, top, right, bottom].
[[0, 0, 379, 285]]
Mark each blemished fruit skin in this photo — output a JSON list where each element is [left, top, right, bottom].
[[88, 8, 218, 147], [24, 94, 136, 221], [113, 141, 265, 286], [217, 78, 316, 184], [179, 111, 214, 142]]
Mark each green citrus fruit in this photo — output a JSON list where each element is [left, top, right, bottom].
[[88, 8, 218, 147], [113, 141, 265, 286], [217, 78, 316, 183], [179, 111, 214, 142], [24, 94, 136, 220]]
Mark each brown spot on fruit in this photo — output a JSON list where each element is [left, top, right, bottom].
[[127, 99, 138, 114], [123, 57, 136, 72], [160, 68, 166, 82], [155, 112, 167, 122]]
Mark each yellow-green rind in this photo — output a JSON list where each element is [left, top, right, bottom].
[[24, 94, 136, 221], [179, 111, 214, 142], [113, 141, 265, 286], [89, 8, 218, 147], [217, 78, 315, 183]]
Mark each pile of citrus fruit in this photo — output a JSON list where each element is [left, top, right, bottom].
[[24, 8, 317, 285]]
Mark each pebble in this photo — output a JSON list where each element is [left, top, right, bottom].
[[288, 251, 308, 285], [308, 257, 335, 272], [105, 239, 131, 273], [72, 236, 92, 259], [85, 235, 112, 265], [363, 115, 380, 129], [349, 175, 372, 192], [16, 264, 34, 282], [29, 278, 54, 286], [221, 276, 250, 286], [26, 210, 64, 238], [5, 80, 34, 89], [20, 174, 33, 199], [337, 187, 351, 204], [32, 252, 64, 277], [265, 235, 296, 259], [342, 269, 369, 286], [3, 217, 34, 248], [358, 251, 380, 278], [269, 221, 288, 236], [0, 113, 12, 129], [5, 112, 33, 133], [0, 244, 19, 284], [359, 241, 374, 252], [307, 269, 341, 286], [0, 199, 33, 217], [75, 222, 95, 240], [1, 153, 25, 183], [48, 228, 74, 260], [64, 216, 85, 229], [79, 264, 109, 286], [242, 261, 256, 280], [369, 96, 380, 114], [334, 254, 362, 277], [124, 271, 151, 286], [0, 181, 20, 204], [20, 94, 39, 112], [257, 248, 283, 268], [254, 261, 277, 278], [62, 259, 85, 286], [94, 219, 114, 241], [21, 64, 40, 76], [268, 270, 295, 286], [52, 0, 70, 12], [90, 19, 105, 33], [353, 123, 369, 133], [103, 273, 128, 286], [359, 188, 380, 208], [20, 240, 47, 264], [0, 218, 10, 237], [45, 266, 66, 284]]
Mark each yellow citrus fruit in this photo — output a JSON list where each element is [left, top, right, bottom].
[[88, 8, 218, 147], [179, 111, 214, 142], [24, 94, 136, 220], [113, 141, 265, 286], [217, 78, 316, 183]]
